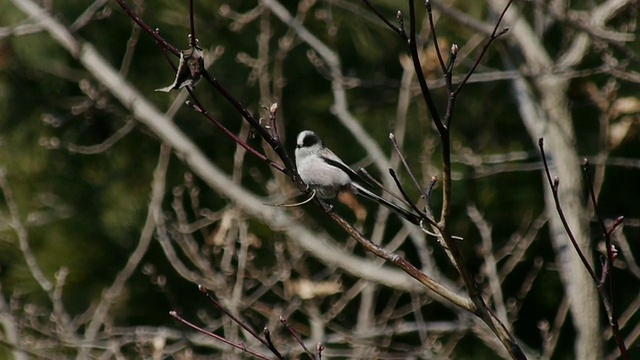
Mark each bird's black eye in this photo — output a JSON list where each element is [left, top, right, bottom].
[[302, 133, 320, 148]]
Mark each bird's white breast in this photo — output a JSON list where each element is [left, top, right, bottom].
[[296, 155, 350, 198]]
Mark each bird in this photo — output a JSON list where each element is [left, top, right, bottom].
[[294, 130, 421, 225]]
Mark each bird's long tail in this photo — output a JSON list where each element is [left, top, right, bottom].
[[351, 182, 421, 225]]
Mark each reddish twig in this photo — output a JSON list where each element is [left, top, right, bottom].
[[199, 69, 297, 176], [262, 327, 284, 359], [267, 102, 281, 143], [445, 0, 512, 129], [184, 93, 286, 173], [279, 316, 313, 357], [539, 139, 629, 359], [315, 343, 324, 360], [451, 0, 512, 97], [115, 0, 300, 184], [538, 139, 598, 282], [581, 159, 628, 358], [115, 0, 179, 56], [169, 310, 271, 359], [198, 285, 280, 356]]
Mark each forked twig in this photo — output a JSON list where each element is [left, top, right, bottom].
[[582, 159, 628, 358], [315, 343, 324, 360], [538, 138, 629, 359], [170, 310, 272, 359], [537, 139, 598, 282], [198, 285, 273, 349], [184, 95, 286, 173], [389, 133, 430, 208], [451, 0, 513, 98], [354, 2, 523, 357], [115, 0, 297, 179]]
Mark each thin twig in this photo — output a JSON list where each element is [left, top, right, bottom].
[[0, 169, 53, 292], [407, 0, 444, 133], [315, 343, 324, 360], [452, 0, 513, 98], [359, 0, 406, 39], [188, 0, 196, 48], [67, 119, 136, 154], [582, 159, 629, 358], [262, 328, 283, 359], [279, 316, 314, 356], [389, 133, 430, 205], [114, 0, 179, 56], [425, 0, 446, 73], [358, 168, 409, 206], [538, 138, 598, 282], [388, 169, 434, 228], [115, 0, 295, 179], [184, 95, 285, 173], [169, 311, 271, 359], [198, 285, 280, 356]]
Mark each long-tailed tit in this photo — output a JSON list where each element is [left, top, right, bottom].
[[295, 130, 421, 225]]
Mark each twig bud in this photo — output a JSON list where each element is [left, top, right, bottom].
[[451, 44, 459, 56], [610, 245, 618, 262], [613, 215, 624, 227], [607, 216, 624, 235]]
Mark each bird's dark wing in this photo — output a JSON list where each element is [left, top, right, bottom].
[[321, 156, 364, 183], [352, 183, 421, 225]]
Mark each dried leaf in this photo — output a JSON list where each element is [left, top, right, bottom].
[[289, 279, 342, 299], [156, 45, 204, 92]]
